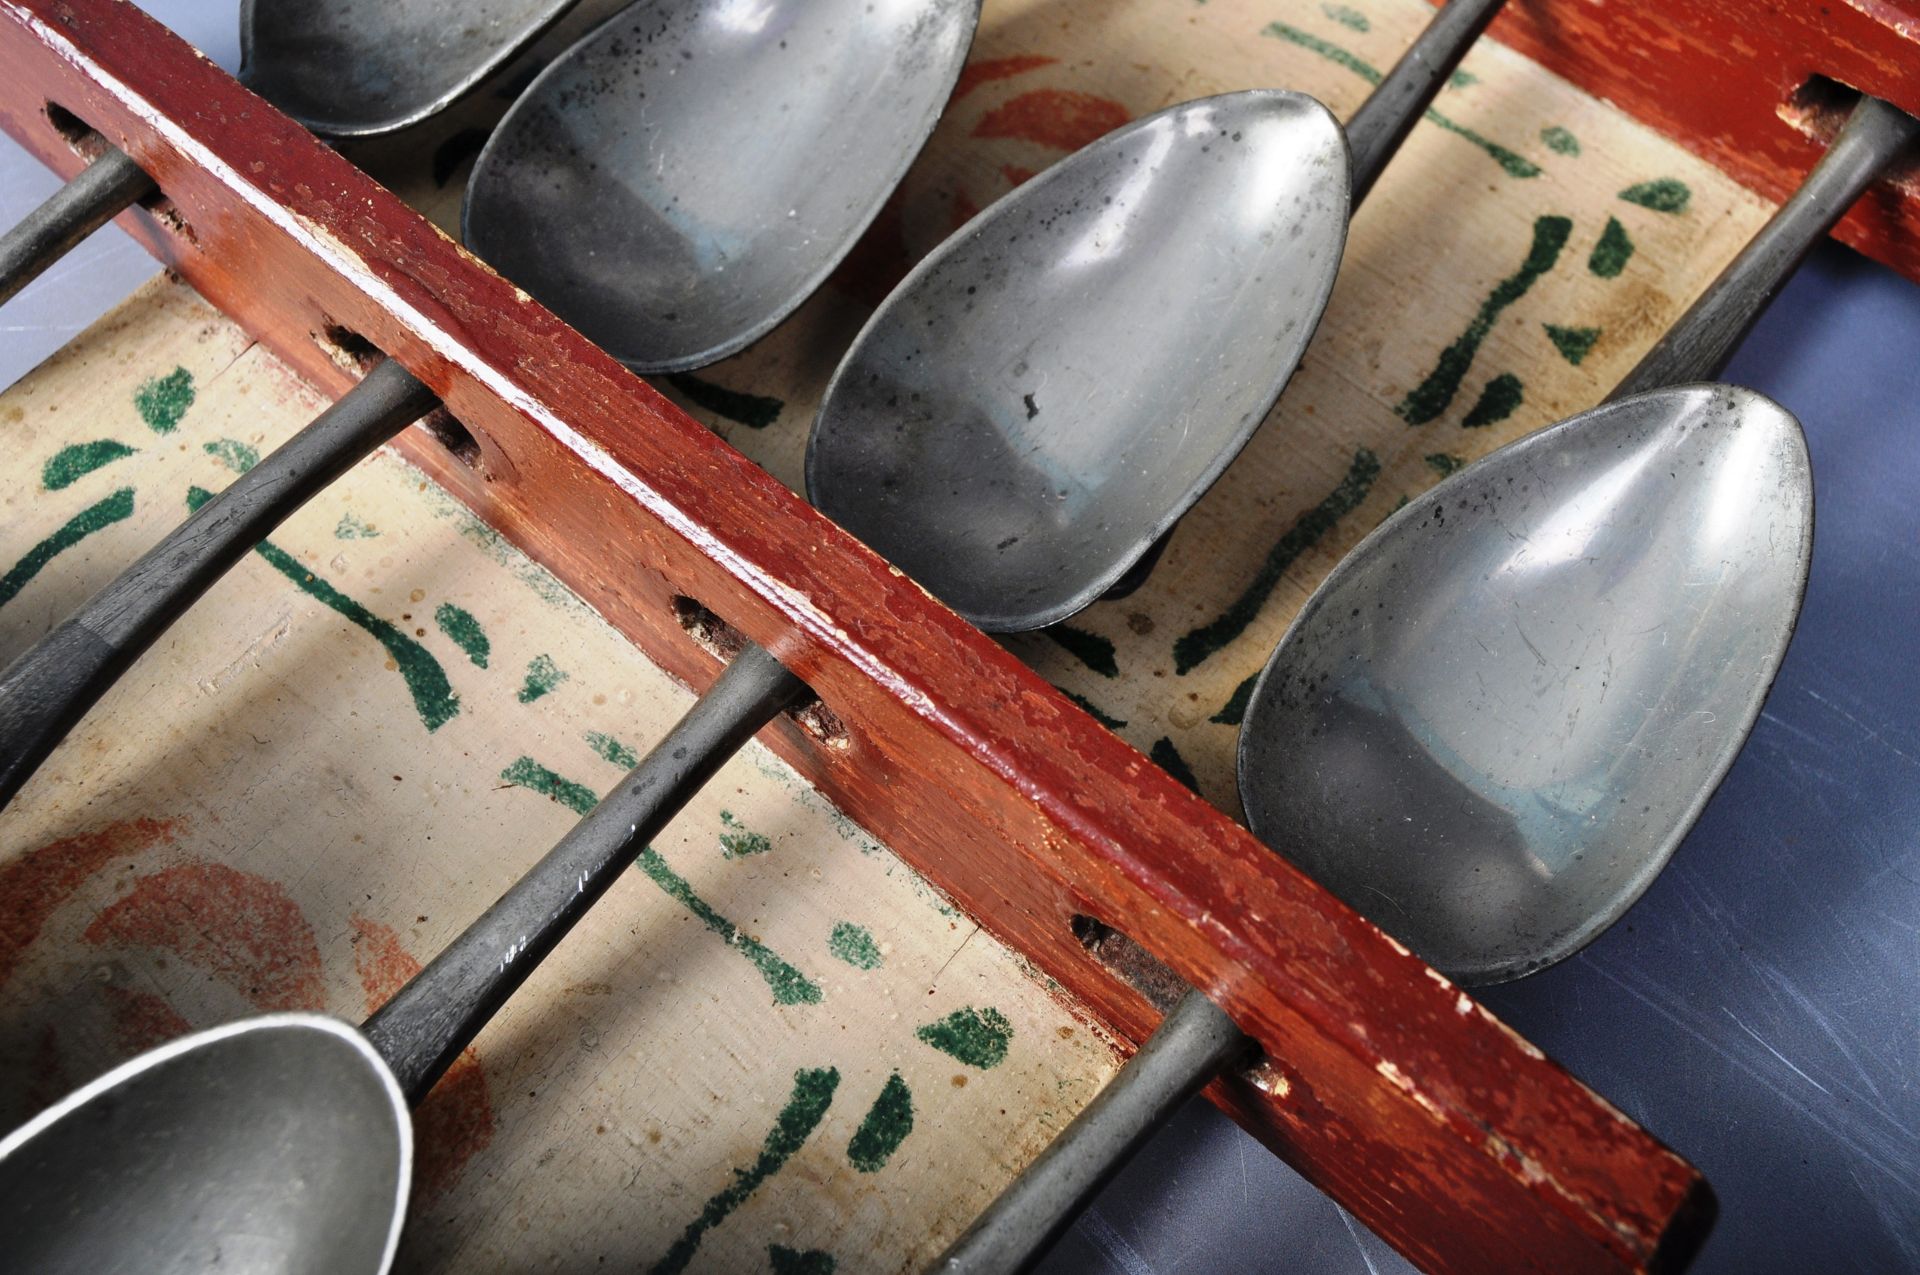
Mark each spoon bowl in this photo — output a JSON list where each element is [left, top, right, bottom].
[[807, 90, 1350, 631], [464, 0, 983, 373], [1238, 384, 1812, 983], [0, 1014, 408, 1274], [241, 0, 579, 138]]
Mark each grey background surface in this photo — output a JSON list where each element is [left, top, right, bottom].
[[1, 4, 1914, 1271]]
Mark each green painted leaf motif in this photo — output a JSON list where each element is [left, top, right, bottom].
[[1150, 737, 1200, 793], [434, 603, 490, 668], [1589, 217, 1635, 278], [1044, 624, 1119, 677], [719, 809, 773, 858], [664, 372, 785, 430], [846, 1072, 914, 1172], [1540, 125, 1580, 156], [1462, 373, 1525, 428], [584, 730, 638, 768], [1619, 178, 1691, 214], [1544, 324, 1602, 366], [202, 438, 259, 474], [917, 1006, 1013, 1069], [518, 653, 567, 703], [0, 487, 135, 609], [134, 367, 195, 434], [650, 1068, 839, 1275], [42, 439, 135, 491], [828, 921, 883, 970]]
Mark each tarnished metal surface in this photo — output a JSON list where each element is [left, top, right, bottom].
[[241, 0, 579, 137], [0, 1014, 409, 1274], [808, 92, 1349, 632], [464, 0, 983, 372], [1239, 385, 1812, 984]]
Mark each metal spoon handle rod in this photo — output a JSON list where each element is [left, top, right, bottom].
[[1610, 96, 1920, 401], [362, 643, 807, 1103], [0, 359, 435, 809], [1343, 0, 1506, 206], [933, 989, 1254, 1274], [0, 146, 155, 306]]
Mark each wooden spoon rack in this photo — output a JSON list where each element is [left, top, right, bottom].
[[12, 0, 1908, 1270]]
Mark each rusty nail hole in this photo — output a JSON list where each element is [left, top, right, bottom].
[[670, 595, 847, 746]]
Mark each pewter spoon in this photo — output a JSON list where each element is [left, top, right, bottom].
[[810, 0, 1505, 630], [0, 0, 586, 306], [463, 0, 984, 372], [941, 95, 1917, 1275], [0, 0, 980, 811], [1242, 94, 1918, 984]]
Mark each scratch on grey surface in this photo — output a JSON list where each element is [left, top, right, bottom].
[[1080, 1209, 1155, 1275], [1757, 960, 1901, 1122], [1805, 686, 1920, 770], [1336, 1205, 1385, 1275], [1851, 1164, 1920, 1272], [1724, 1007, 1833, 1096], [1587, 961, 1919, 1193]]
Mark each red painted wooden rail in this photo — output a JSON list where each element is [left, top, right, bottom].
[[1481, 0, 1920, 282], [0, 1, 1718, 1271]]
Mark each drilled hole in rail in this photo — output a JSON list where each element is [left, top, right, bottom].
[[670, 596, 848, 746], [315, 323, 382, 375], [44, 103, 94, 152], [1071, 915, 1188, 1016], [1781, 76, 1920, 187], [42, 102, 198, 243], [423, 410, 484, 471]]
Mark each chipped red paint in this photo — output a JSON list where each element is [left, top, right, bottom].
[[83, 862, 323, 1012], [353, 916, 495, 1205], [973, 89, 1132, 153], [0, 816, 183, 989], [952, 53, 1056, 101]]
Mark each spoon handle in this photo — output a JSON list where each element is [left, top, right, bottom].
[[0, 145, 154, 306], [0, 358, 434, 810], [362, 642, 807, 1104], [1343, 0, 1507, 207], [933, 988, 1255, 1274], [1610, 96, 1920, 401]]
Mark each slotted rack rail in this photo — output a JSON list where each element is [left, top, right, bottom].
[[11, 0, 1916, 1271]]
